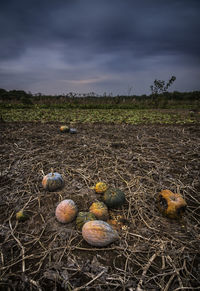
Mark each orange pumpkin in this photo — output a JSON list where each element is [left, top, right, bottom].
[[60, 125, 69, 133], [94, 182, 108, 194], [89, 201, 109, 221], [55, 199, 78, 223], [82, 220, 119, 247], [157, 189, 187, 219]]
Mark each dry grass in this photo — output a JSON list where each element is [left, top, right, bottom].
[[0, 122, 200, 290]]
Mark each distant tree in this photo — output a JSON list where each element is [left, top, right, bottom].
[[9, 90, 29, 99], [0, 88, 7, 95], [0, 88, 8, 100], [67, 92, 77, 98], [150, 76, 176, 96]]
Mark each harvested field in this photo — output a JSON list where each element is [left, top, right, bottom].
[[0, 122, 200, 290]]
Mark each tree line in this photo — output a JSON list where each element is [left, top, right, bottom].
[[0, 88, 200, 102]]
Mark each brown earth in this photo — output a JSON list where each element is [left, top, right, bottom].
[[0, 122, 200, 290]]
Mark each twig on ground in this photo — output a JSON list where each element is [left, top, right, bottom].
[[9, 214, 25, 273], [136, 252, 158, 291], [73, 269, 106, 291]]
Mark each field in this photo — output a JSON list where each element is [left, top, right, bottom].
[[0, 108, 200, 290], [1, 106, 199, 124]]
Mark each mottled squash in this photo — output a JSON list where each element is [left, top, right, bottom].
[[94, 182, 108, 194], [157, 189, 187, 219], [55, 199, 78, 223], [103, 188, 125, 208], [82, 220, 119, 247], [42, 171, 64, 192], [60, 125, 69, 133], [89, 201, 109, 221], [76, 212, 96, 230]]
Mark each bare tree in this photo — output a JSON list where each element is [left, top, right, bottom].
[[150, 76, 176, 96]]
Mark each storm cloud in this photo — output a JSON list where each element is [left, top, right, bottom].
[[0, 0, 200, 95]]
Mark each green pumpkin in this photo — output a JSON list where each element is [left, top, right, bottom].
[[102, 188, 125, 208], [76, 212, 96, 230]]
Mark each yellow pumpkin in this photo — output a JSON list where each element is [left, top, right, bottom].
[[55, 199, 78, 223], [157, 189, 187, 219], [89, 201, 109, 221], [94, 182, 108, 194], [16, 210, 29, 222]]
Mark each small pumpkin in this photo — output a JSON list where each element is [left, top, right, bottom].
[[42, 171, 64, 192], [157, 189, 187, 219], [76, 211, 96, 230], [102, 188, 125, 208], [89, 201, 109, 221], [16, 210, 29, 222], [82, 220, 119, 247], [55, 199, 78, 223], [94, 182, 108, 194], [60, 125, 69, 133]]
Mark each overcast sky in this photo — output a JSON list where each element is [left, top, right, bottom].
[[0, 0, 199, 95]]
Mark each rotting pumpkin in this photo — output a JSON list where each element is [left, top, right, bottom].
[[56, 199, 78, 223], [157, 189, 187, 219], [82, 220, 119, 247]]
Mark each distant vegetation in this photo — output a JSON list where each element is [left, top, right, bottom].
[[0, 87, 200, 110], [150, 75, 176, 96]]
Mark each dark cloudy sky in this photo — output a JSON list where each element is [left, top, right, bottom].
[[0, 0, 200, 95]]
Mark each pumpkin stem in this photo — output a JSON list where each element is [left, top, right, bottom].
[[41, 169, 45, 176], [51, 168, 54, 176]]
